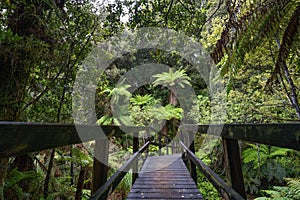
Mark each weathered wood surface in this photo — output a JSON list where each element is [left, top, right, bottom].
[[181, 124, 300, 150], [0, 123, 299, 158], [91, 142, 150, 200], [222, 138, 246, 199], [0, 122, 150, 158], [127, 154, 203, 200], [180, 141, 245, 200]]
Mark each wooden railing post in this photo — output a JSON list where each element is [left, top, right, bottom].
[[158, 132, 162, 155], [166, 136, 169, 155], [189, 133, 197, 185], [132, 133, 139, 185], [222, 137, 246, 199], [92, 138, 109, 199]]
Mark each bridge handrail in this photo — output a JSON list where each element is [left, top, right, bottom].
[[181, 123, 300, 150], [0, 123, 299, 158], [0, 122, 299, 200], [180, 141, 245, 200], [90, 141, 150, 200], [0, 122, 151, 158]]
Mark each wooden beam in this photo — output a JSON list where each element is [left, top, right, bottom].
[[90, 142, 150, 200], [222, 137, 246, 199], [0, 123, 148, 158], [92, 139, 109, 198], [222, 124, 300, 150], [132, 133, 139, 185], [182, 124, 300, 150], [0, 123, 299, 158], [187, 132, 197, 185], [180, 141, 245, 200]]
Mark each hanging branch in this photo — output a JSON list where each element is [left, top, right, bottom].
[[22, 16, 99, 111], [165, 0, 174, 26], [196, 0, 224, 40]]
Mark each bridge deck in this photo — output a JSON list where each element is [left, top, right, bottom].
[[127, 154, 203, 200]]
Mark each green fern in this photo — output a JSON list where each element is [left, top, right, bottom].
[[269, 147, 290, 158], [4, 168, 41, 199], [255, 178, 300, 200], [243, 144, 292, 168], [285, 178, 300, 199], [130, 94, 154, 106]]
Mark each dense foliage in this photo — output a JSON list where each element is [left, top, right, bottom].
[[0, 0, 299, 199]]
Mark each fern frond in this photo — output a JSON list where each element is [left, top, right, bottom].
[[212, 0, 299, 78], [269, 147, 290, 158], [285, 178, 300, 198], [266, 4, 300, 86]]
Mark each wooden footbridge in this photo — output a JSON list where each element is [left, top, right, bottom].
[[127, 154, 203, 199], [0, 123, 299, 200]]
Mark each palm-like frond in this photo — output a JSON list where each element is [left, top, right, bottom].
[[212, 0, 298, 76], [267, 4, 300, 86], [286, 178, 300, 198], [150, 104, 183, 120], [153, 68, 191, 88], [130, 94, 154, 106], [105, 84, 131, 103]]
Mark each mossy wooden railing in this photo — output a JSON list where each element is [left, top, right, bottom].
[[0, 122, 299, 200]]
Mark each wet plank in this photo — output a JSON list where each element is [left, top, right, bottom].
[[127, 154, 203, 200]]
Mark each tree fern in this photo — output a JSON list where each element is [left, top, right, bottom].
[[153, 68, 191, 88]]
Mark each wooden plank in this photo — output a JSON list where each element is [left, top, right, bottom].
[[131, 185, 199, 189], [130, 188, 201, 193], [140, 171, 191, 175], [127, 192, 203, 199], [128, 154, 203, 200]]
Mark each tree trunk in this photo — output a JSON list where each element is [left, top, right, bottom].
[[0, 1, 51, 196], [75, 166, 85, 200], [275, 35, 300, 120]]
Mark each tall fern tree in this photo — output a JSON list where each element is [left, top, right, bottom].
[[153, 68, 191, 106], [153, 68, 191, 138]]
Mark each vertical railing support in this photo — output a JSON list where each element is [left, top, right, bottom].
[[222, 137, 246, 199], [166, 136, 169, 155], [132, 133, 139, 185], [158, 132, 162, 155], [92, 138, 109, 199], [189, 133, 197, 185]]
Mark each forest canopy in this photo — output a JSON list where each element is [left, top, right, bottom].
[[0, 0, 299, 199]]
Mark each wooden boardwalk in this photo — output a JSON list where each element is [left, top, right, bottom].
[[127, 154, 203, 200]]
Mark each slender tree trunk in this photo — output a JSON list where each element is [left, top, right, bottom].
[[0, 159, 8, 199], [275, 35, 300, 119], [43, 149, 55, 198], [75, 166, 85, 200]]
